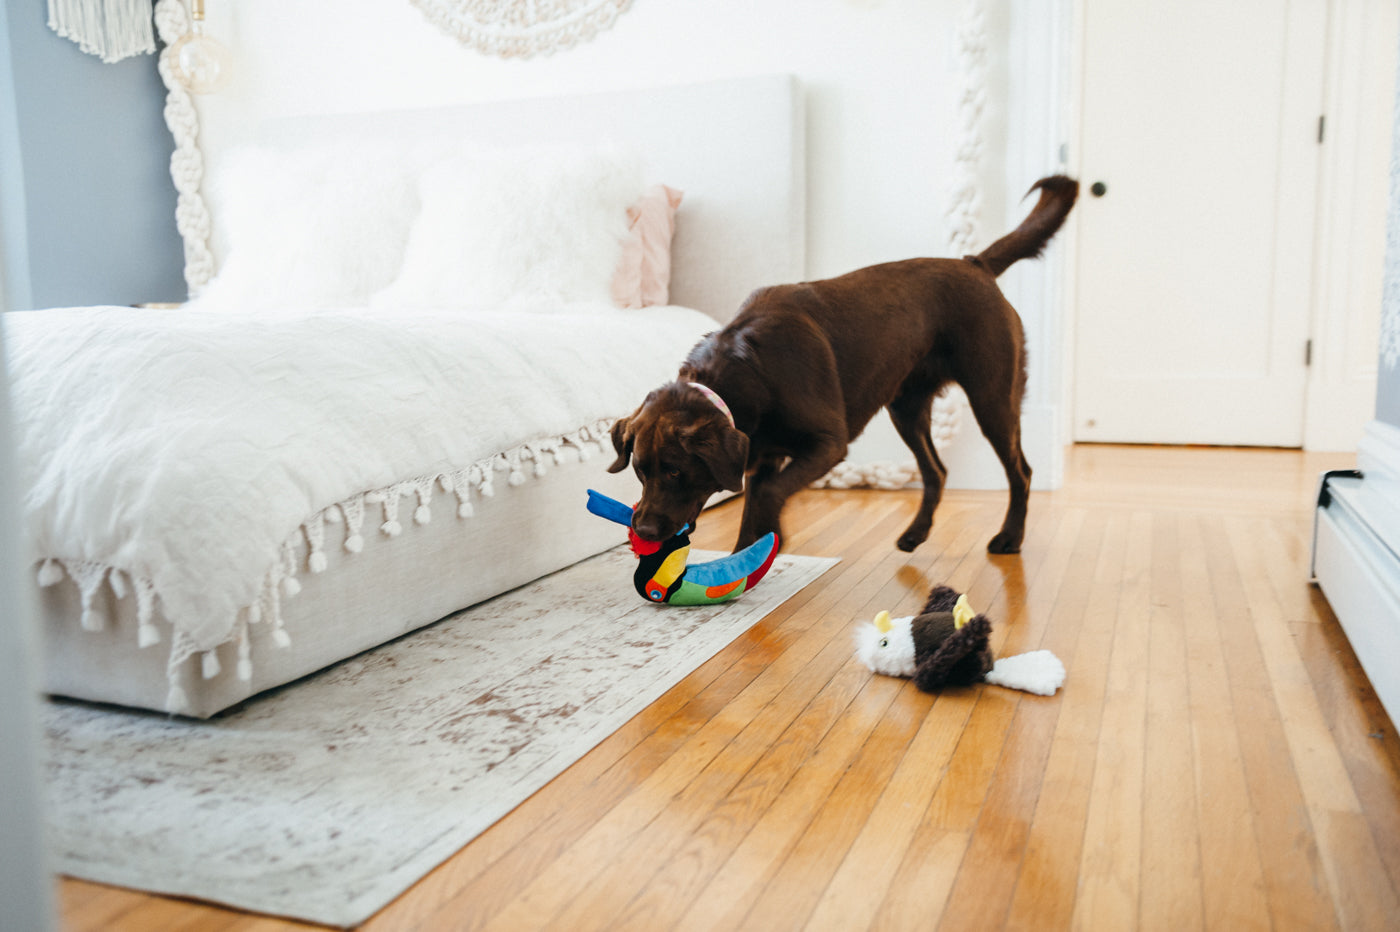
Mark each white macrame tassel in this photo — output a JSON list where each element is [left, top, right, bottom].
[[164, 629, 197, 716], [478, 461, 496, 499], [108, 568, 128, 600], [261, 572, 292, 649], [134, 576, 160, 648], [66, 562, 110, 631], [47, 0, 156, 64], [570, 428, 594, 462], [505, 450, 528, 488], [367, 487, 403, 537], [449, 467, 474, 518], [305, 511, 328, 573], [166, 682, 190, 714], [409, 476, 436, 525], [36, 559, 65, 587], [236, 620, 252, 681], [281, 539, 302, 597], [337, 495, 366, 552]]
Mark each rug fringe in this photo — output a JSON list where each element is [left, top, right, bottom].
[[33, 418, 616, 713]]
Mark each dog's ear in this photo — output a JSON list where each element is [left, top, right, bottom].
[[684, 422, 749, 493], [607, 416, 634, 473]]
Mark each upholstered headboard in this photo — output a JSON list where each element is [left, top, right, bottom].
[[247, 74, 806, 323]]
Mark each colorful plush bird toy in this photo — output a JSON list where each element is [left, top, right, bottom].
[[586, 489, 780, 605], [854, 584, 1065, 696]]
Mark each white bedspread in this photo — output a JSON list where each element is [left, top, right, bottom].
[[5, 302, 711, 665]]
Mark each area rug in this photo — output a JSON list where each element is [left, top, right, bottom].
[[42, 547, 837, 927]]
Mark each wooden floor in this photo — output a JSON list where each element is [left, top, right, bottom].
[[58, 444, 1400, 931]]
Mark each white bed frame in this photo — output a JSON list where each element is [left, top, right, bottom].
[[39, 74, 806, 717]]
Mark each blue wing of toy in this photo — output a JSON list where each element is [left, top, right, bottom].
[[586, 489, 634, 527], [684, 532, 778, 587]]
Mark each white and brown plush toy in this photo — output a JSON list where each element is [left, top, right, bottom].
[[854, 584, 1065, 696]]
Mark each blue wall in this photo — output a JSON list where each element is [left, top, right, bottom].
[[1, 0, 185, 310]]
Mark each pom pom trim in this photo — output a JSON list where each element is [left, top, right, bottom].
[[36, 416, 621, 714]]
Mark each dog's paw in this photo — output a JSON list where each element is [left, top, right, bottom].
[[896, 530, 927, 553], [987, 532, 1022, 554]]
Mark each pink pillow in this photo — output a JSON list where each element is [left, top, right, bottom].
[[612, 184, 683, 308]]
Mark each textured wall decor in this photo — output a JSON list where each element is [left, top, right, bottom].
[[46, 0, 155, 63], [410, 0, 634, 59], [153, 0, 215, 292]]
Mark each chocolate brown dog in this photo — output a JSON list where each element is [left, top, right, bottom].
[[608, 175, 1078, 555]]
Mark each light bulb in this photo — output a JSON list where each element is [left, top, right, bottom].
[[171, 22, 231, 94]]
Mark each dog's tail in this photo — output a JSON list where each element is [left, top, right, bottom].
[[973, 175, 1078, 277]]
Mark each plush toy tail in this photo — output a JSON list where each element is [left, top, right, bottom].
[[984, 650, 1065, 696]]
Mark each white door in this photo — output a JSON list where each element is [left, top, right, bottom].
[[1071, 1, 1327, 447]]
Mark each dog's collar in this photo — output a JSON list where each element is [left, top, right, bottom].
[[687, 381, 734, 429]]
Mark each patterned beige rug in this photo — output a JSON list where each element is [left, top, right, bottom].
[[42, 547, 837, 927]]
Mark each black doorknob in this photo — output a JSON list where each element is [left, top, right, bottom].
[[1090, 181, 1107, 197]]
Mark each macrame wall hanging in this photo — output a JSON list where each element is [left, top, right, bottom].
[[46, 0, 156, 63], [153, 0, 216, 292], [410, 0, 635, 59], [815, 0, 984, 491]]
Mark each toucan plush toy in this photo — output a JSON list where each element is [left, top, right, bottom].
[[854, 584, 1065, 696], [586, 489, 780, 605]]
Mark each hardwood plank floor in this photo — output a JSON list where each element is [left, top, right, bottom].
[[55, 444, 1400, 931]]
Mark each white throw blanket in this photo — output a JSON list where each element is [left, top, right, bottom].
[[6, 302, 713, 702]]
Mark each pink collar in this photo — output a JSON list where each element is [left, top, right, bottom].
[[688, 382, 734, 428]]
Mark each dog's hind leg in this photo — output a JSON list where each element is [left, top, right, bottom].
[[887, 388, 948, 552], [962, 380, 1031, 554]]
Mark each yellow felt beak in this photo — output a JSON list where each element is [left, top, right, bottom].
[[953, 594, 975, 630], [874, 610, 892, 633]]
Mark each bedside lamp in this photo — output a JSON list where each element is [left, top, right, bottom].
[[169, 0, 231, 94]]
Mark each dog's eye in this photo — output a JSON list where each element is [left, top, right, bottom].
[[666, 468, 681, 480], [878, 637, 888, 648]]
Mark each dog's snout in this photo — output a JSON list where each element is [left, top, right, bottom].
[[632, 515, 666, 542]]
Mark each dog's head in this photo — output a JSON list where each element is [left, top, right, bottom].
[[607, 382, 749, 541]]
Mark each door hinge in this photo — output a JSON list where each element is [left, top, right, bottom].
[[1305, 339, 1313, 366], [1317, 115, 1326, 144]]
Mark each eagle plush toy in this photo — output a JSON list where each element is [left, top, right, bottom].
[[854, 584, 1065, 696]]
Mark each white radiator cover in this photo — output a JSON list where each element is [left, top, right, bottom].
[[1312, 420, 1400, 727]]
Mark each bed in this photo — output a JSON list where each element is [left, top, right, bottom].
[[9, 74, 805, 718]]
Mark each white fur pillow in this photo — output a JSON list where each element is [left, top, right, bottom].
[[371, 146, 644, 310], [193, 141, 421, 310]]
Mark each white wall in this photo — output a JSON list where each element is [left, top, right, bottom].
[[198, 0, 979, 280], [191, 0, 1075, 489]]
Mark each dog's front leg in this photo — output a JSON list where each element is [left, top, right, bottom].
[[735, 435, 846, 551]]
